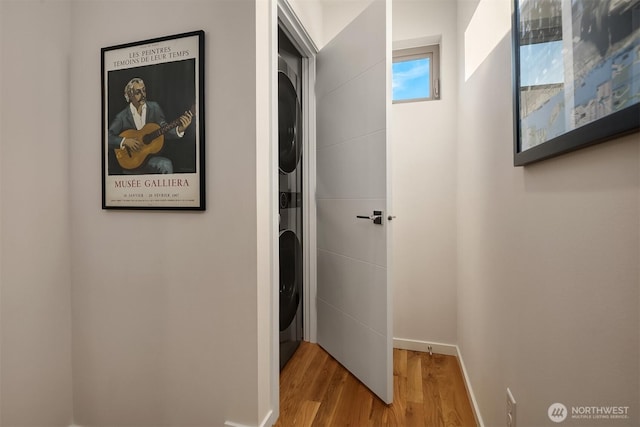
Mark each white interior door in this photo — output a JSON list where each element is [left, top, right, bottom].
[[315, 0, 392, 404]]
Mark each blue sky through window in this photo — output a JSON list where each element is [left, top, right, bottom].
[[393, 58, 430, 101]]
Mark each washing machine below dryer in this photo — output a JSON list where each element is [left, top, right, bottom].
[[278, 189, 303, 370], [278, 226, 302, 369], [278, 28, 304, 370]]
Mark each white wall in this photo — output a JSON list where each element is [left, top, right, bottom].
[[287, 0, 374, 49], [0, 1, 273, 425], [457, 1, 639, 426], [0, 2, 3, 423], [68, 1, 267, 426], [391, 0, 458, 346], [322, 0, 373, 45], [287, 0, 325, 47], [0, 1, 74, 425]]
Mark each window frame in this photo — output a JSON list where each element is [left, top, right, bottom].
[[392, 44, 440, 103]]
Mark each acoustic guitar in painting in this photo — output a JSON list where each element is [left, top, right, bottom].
[[114, 105, 195, 170]]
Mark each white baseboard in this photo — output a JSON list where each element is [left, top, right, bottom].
[[69, 410, 274, 427], [225, 409, 273, 427], [393, 337, 457, 356], [71, 412, 274, 427], [455, 346, 485, 427], [393, 337, 484, 427], [262, 409, 276, 427]]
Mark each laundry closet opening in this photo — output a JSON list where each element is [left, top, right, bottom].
[[278, 26, 305, 370]]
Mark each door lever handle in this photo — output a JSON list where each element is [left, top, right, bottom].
[[356, 210, 383, 225]]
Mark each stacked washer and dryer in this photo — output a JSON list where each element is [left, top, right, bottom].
[[278, 29, 304, 370]]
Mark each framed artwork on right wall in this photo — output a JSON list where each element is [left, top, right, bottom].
[[512, 0, 640, 166]]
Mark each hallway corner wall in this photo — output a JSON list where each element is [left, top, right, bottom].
[[456, 0, 639, 426], [0, 2, 3, 423], [0, 1, 74, 425], [391, 0, 459, 347], [1, 1, 275, 425], [69, 1, 266, 425]]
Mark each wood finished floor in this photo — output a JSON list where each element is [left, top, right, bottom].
[[275, 341, 477, 426]]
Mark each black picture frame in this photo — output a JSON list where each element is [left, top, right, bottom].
[[101, 30, 205, 209], [512, 0, 639, 166]]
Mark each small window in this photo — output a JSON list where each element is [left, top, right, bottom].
[[392, 45, 440, 103]]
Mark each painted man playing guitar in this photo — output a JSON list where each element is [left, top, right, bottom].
[[108, 77, 193, 174]]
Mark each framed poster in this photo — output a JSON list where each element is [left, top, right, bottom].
[[101, 30, 205, 209], [513, 0, 639, 166]]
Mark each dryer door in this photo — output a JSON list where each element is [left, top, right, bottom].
[[278, 71, 302, 174]]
